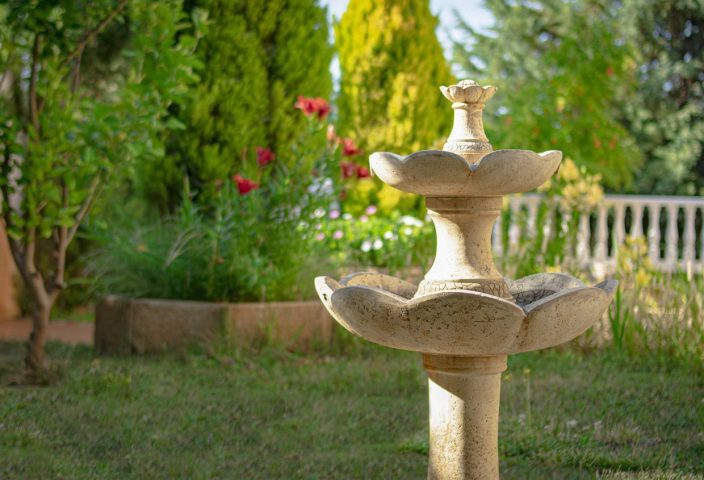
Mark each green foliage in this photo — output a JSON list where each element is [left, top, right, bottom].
[[319, 208, 435, 277], [335, 0, 455, 154], [623, 0, 704, 195], [453, 0, 642, 189], [0, 0, 201, 367], [144, 0, 334, 209], [90, 116, 341, 302]]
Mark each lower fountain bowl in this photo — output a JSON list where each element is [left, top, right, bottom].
[[315, 272, 617, 356]]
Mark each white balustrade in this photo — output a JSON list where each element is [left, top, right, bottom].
[[493, 194, 704, 275]]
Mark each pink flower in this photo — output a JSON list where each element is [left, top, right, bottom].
[[295, 96, 330, 119], [326, 124, 337, 144], [233, 174, 259, 195], [341, 138, 361, 157], [256, 147, 275, 167], [315, 232, 325, 241], [329, 210, 340, 219], [365, 205, 377, 215], [333, 230, 343, 240]]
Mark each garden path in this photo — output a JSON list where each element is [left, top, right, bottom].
[[0, 319, 93, 345]]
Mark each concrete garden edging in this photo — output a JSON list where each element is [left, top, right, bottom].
[[95, 296, 334, 354]]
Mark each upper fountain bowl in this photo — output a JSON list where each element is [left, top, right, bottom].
[[370, 149, 562, 197]]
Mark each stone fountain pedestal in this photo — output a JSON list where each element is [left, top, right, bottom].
[[315, 80, 617, 479]]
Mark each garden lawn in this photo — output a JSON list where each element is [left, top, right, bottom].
[[0, 340, 702, 479]]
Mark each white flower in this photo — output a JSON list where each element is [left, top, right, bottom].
[[313, 208, 326, 218], [361, 240, 372, 252], [383, 231, 394, 240], [400, 215, 423, 227], [403, 227, 413, 235], [373, 239, 383, 250], [343, 213, 353, 220]]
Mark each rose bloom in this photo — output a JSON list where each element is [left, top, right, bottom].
[[340, 161, 357, 179], [356, 165, 370, 178], [256, 146, 275, 167], [294, 96, 330, 119], [233, 174, 259, 195], [341, 138, 361, 157]]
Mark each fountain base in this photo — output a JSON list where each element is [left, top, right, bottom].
[[424, 354, 507, 480]]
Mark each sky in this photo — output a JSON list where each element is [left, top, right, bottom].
[[322, 0, 495, 80]]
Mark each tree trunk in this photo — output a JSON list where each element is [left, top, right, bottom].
[[25, 300, 51, 372]]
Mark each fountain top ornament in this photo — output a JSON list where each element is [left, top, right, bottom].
[[315, 79, 617, 357]]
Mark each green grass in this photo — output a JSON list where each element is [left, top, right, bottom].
[[0, 340, 702, 479]]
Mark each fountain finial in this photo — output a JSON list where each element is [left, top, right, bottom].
[[440, 79, 497, 163]]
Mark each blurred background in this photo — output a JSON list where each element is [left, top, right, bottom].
[[0, 1, 703, 477]]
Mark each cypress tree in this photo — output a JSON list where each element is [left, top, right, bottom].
[[147, 0, 333, 208], [335, 0, 455, 154]]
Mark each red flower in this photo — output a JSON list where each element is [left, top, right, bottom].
[[294, 96, 330, 119], [341, 138, 361, 157], [233, 174, 259, 195], [340, 162, 371, 179], [606, 66, 614, 77], [256, 146, 275, 167], [356, 165, 370, 178], [340, 162, 357, 179], [295, 96, 316, 116]]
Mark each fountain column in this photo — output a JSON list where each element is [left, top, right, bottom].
[[424, 354, 507, 480]]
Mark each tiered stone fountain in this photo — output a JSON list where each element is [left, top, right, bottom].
[[315, 80, 617, 479]]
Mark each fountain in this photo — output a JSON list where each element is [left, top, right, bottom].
[[315, 80, 617, 479]]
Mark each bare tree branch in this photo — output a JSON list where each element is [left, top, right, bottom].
[[63, 0, 129, 67], [28, 34, 41, 132], [66, 174, 102, 245]]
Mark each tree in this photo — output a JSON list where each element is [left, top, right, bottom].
[[335, 0, 455, 155], [623, 0, 704, 195], [452, 0, 642, 189], [144, 0, 334, 209], [0, 0, 201, 373]]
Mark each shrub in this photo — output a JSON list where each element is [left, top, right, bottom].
[[90, 109, 341, 302]]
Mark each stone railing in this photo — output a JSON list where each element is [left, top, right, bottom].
[[493, 194, 704, 276]]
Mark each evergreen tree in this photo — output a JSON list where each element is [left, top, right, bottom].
[[335, 0, 455, 154], [453, 0, 642, 190], [624, 0, 704, 195], [146, 0, 333, 209]]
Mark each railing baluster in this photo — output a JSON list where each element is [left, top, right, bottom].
[[665, 205, 679, 270], [683, 205, 696, 268], [613, 201, 626, 250], [631, 203, 644, 238], [577, 212, 590, 266], [508, 200, 521, 249], [648, 203, 661, 267], [493, 211, 503, 255], [527, 198, 538, 237], [594, 205, 608, 263]]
